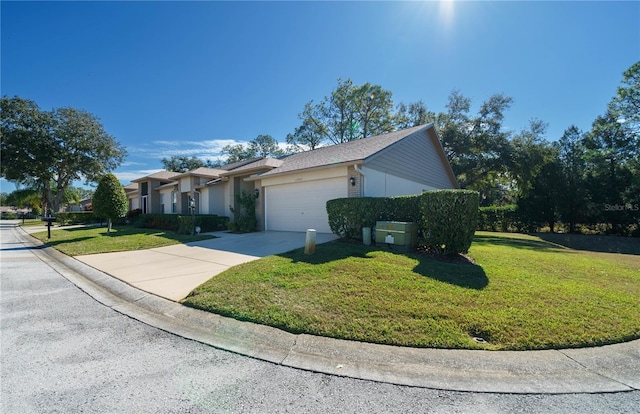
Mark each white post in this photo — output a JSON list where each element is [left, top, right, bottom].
[[362, 227, 371, 246], [304, 229, 317, 255]]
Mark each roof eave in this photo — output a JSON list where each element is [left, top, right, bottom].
[[246, 160, 364, 181]]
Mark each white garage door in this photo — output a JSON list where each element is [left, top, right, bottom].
[[266, 177, 347, 233]]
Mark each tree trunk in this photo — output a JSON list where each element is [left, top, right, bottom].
[[107, 218, 112, 234]]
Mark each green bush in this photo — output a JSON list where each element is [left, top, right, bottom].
[[135, 214, 179, 231], [55, 211, 99, 225], [420, 190, 480, 256], [478, 205, 518, 232], [198, 215, 229, 232], [327, 191, 480, 255], [127, 208, 143, 219], [135, 214, 229, 233], [229, 190, 257, 233], [327, 195, 422, 240], [1, 211, 18, 220], [177, 215, 194, 235], [326, 198, 379, 239]]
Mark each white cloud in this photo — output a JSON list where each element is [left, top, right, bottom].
[[127, 138, 245, 160]]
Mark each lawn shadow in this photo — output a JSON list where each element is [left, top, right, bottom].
[[282, 240, 374, 265], [534, 232, 640, 255], [473, 234, 568, 253], [42, 236, 95, 248], [284, 240, 489, 290], [412, 255, 489, 290]]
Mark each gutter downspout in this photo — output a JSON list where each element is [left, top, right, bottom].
[[354, 164, 366, 197]]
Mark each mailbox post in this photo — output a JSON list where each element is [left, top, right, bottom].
[[41, 216, 56, 239]]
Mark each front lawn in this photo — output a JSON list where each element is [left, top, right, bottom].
[[31, 226, 215, 256], [183, 232, 640, 350]]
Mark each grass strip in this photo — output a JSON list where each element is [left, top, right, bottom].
[[183, 232, 640, 350], [31, 225, 215, 256]]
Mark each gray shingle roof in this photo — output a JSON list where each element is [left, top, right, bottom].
[[132, 170, 181, 182], [218, 157, 264, 171], [221, 157, 284, 175], [173, 167, 226, 179], [259, 124, 429, 177]]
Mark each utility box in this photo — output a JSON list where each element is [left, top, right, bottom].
[[375, 221, 418, 250]]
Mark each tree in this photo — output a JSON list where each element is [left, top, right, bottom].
[[394, 101, 435, 129], [612, 61, 640, 135], [5, 188, 40, 213], [515, 154, 562, 232], [221, 135, 285, 163], [247, 134, 285, 158], [556, 126, 588, 233], [1, 96, 127, 213], [584, 109, 637, 232], [436, 90, 513, 203], [161, 156, 216, 173], [509, 119, 551, 198], [92, 173, 128, 234], [291, 78, 395, 147], [352, 82, 395, 139], [286, 102, 327, 152], [1, 97, 56, 213]]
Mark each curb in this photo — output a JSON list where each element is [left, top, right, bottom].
[[12, 224, 640, 394]]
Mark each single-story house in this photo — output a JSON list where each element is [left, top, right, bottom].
[[125, 123, 458, 233]]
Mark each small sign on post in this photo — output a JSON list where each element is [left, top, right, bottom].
[[304, 229, 316, 255]]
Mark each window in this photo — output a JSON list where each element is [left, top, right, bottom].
[[171, 191, 177, 213], [160, 193, 165, 214]]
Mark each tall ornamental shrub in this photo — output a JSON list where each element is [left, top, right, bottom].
[[420, 190, 479, 256], [93, 173, 128, 234]]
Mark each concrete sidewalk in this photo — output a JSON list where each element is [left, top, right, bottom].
[[5, 222, 639, 394], [75, 231, 338, 301]]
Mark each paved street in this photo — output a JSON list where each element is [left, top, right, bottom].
[[2, 222, 639, 413]]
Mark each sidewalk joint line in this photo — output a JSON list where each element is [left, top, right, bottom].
[[556, 349, 636, 391]]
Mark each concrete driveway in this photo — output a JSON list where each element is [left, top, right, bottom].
[[76, 231, 338, 301]]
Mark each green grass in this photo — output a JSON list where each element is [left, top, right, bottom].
[[32, 226, 215, 256], [182, 232, 640, 350], [14, 218, 46, 227]]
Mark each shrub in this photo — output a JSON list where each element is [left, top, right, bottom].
[[1, 211, 18, 220], [420, 190, 480, 256], [55, 211, 99, 225], [127, 208, 143, 219], [327, 195, 422, 240], [229, 190, 257, 233], [478, 205, 518, 232], [93, 173, 128, 234], [135, 213, 229, 233], [135, 214, 179, 231]]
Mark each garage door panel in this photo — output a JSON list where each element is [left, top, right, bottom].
[[267, 178, 346, 233]]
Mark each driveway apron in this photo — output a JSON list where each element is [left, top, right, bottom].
[[75, 231, 338, 301]]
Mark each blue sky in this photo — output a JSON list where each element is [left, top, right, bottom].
[[2, 1, 639, 193]]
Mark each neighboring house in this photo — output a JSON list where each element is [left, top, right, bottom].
[[125, 124, 457, 233], [124, 183, 140, 212], [249, 123, 457, 233], [67, 197, 93, 212], [131, 171, 181, 214]]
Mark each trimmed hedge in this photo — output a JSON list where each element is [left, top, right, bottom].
[[477, 205, 518, 232], [55, 211, 100, 225], [420, 190, 479, 255], [135, 214, 229, 234], [327, 190, 480, 256], [326, 195, 422, 240]]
